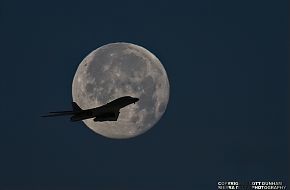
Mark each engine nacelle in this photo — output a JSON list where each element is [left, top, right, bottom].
[[93, 112, 117, 122]]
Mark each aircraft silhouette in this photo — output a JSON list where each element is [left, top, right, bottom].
[[42, 96, 139, 122]]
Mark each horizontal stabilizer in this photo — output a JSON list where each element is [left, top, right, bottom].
[[49, 111, 74, 114], [41, 111, 74, 117]]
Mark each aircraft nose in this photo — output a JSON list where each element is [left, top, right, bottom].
[[134, 98, 139, 103]]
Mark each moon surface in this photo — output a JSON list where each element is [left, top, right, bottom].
[[72, 42, 170, 139]]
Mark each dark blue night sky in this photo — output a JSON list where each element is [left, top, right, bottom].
[[1, 1, 288, 189]]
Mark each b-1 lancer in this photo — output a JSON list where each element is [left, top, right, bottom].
[[42, 96, 139, 122]]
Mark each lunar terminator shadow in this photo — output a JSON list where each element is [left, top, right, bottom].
[[41, 96, 139, 122]]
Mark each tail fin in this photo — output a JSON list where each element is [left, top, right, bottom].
[[72, 102, 82, 112]]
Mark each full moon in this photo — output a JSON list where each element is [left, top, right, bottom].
[[72, 42, 170, 139]]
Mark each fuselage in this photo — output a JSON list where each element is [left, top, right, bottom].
[[70, 96, 139, 122]]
